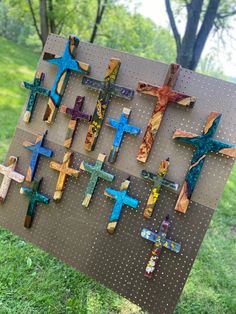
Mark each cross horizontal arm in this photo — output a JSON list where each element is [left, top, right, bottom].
[[160, 177, 179, 191], [137, 81, 160, 97], [168, 90, 196, 107], [173, 129, 199, 146], [124, 124, 141, 135], [110, 83, 134, 100], [106, 118, 119, 129], [104, 187, 117, 199], [43, 53, 62, 65], [20, 186, 32, 197], [141, 228, 157, 243], [80, 161, 94, 174], [38, 146, 54, 158], [210, 139, 236, 157], [82, 76, 104, 91], [163, 239, 181, 253], [124, 194, 139, 208]]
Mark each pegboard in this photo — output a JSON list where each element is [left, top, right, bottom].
[[1, 33, 236, 314]]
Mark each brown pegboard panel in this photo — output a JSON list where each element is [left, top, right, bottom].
[[1, 34, 236, 313]]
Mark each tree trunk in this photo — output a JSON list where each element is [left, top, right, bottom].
[[48, 0, 56, 33], [40, 0, 49, 46], [90, 0, 108, 43]]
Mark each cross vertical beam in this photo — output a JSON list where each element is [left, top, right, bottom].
[[136, 63, 196, 163], [43, 35, 90, 124], [20, 178, 50, 228], [80, 153, 114, 207], [23, 131, 53, 182], [104, 178, 139, 234], [50, 151, 80, 201], [106, 107, 140, 163], [82, 58, 134, 151], [173, 111, 236, 213], [141, 158, 179, 219], [22, 71, 50, 123], [60, 96, 91, 148], [141, 215, 181, 279], [0, 156, 25, 203]]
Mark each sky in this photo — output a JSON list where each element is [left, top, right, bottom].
[[123, 0, 236, 77]]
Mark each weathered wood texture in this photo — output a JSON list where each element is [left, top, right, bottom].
[[141, 159, 179, 219], [80, 153, 114, 207], [104, 178, 139, 234], [82, 58, 134, 151], [22, 71, 50, 123], [20, 178, 50, 228], [23, 131, 53, 182], [136, 63, 196, 163], [50, 151, 80, 201], [106, 108, 140, 163], [60, 96, 91, 148], [0, 156, 25, 203], [43, 35, 90, 124], [141, 216, 181, 279], [173, 112, 236, 213]]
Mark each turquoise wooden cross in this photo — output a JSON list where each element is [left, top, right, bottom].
[[106, 108, 141, 163], [43, 35, 90, 124], [104, 177, 139, 234], [23, 131, 53, 182], [22, 71, 50, 123], [80, 153, 114, 207], [173, 111, 236, 213], [20, 178, 50, 228]]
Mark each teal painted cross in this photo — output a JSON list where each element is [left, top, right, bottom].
[[80, 153, 114, 207], [106, 108, 141, 163], [104, 177, 139, 234], [20, 178, 50, 228], [22, 71, 50, 123]]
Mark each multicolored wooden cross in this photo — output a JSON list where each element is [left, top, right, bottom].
[[60, 96, 92, 148], [104, 178, 139, 234], [80, 153, 114, 207], [173, 111, 236, 213], [23, 131, 53, 182], [0, 156, 25, 203], [82, 58, 134, 151], [141, 215, 181, 279], [20, 178, 50, 228], [136, 63, 196, 163], [50, 151, 80, 201], [141, 158, 179, 219], [106, 108, 141, 163], [43, 35, 90, 124], [22, 71, 50, 123]]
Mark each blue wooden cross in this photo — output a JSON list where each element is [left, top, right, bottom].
[[104, 177, 139, 234], [23, 131, 53, 182], [22, 71, 50, 123], [43, 35, 90, 124], [20, 177, 50, 228], [106, 108, 141, 163]]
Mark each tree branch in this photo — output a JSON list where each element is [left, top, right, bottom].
[[27, 0, 42, 42], [165, 0, 181, 55]]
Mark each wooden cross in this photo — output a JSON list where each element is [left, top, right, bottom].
[[50, 151, 80, 201], [22, 71, 50, 123], [106, 108, 141, 163], [80, 153, 114, 207], [20, 178, 50, 228], [43, 35, 90, 124], [60, 96, 92, 148], [136, 63, 196, 163], [173, 111, 236, 213], [142, 158, 179, 219], [0, 156, 25, 203], [82, 58, 134, 151], [23, 131, 53, 182], [141, 215, 181, 279], [104, 177, 139, 234]]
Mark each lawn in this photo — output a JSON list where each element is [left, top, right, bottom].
[[0, 36, 235, 314]]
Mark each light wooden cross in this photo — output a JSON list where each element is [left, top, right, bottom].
[[106, 108, 141, 163], [23, 131, 53, 182], [80, 153, 114, 207], [60, 96, 92, 148], [141, 215, 181, 279], [22, 71, 50, 123], [20, 178, 50, 228], [50, 151, 80, 201], [43, 35, 90, 124], [141, 158, 179, 219], [0, 156, 25, 203], [82, 58, 134, 151], [104, 178, 139, 234], [173, 111, 236, 213], [136, 63, 196, 163]]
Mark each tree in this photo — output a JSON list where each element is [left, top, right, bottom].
[[165, 0, 236, 70], [89, 0, 108, 43]]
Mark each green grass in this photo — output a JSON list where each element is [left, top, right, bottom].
[[0, 36, 235, 313]]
